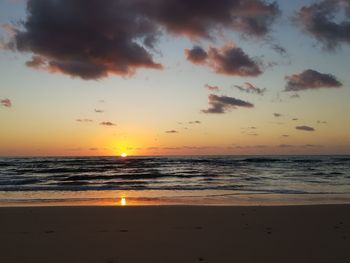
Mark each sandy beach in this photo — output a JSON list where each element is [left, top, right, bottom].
[[0, 205, 349, 263]]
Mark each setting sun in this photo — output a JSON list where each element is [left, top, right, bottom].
[[121, 197, 127, 206], [121, 153, 128, 158]]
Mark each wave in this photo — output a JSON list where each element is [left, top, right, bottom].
[[0, 156, 349, 194]]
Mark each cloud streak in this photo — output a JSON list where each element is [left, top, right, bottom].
[[165, 130, 179, 134], [202, 94, 254, 114], [285, 69, 342, 91], [296, 125, 315, 132], [100, 122, 116, 126], [76, 119, 93, 123]]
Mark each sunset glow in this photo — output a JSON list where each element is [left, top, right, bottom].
[[0, 0, 349, 156]]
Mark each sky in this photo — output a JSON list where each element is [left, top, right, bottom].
[[0, 0, 350, 156]]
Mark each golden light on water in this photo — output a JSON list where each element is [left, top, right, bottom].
[[121, 196, 127, 206]]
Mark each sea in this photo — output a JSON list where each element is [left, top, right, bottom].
[[0, 155, 350, 206]]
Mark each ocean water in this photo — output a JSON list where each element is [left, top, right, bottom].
[[0, 156, 350, 206]]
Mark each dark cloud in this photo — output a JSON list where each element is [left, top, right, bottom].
[[285, 69, 342, 92], [205, 84, 220, 91], [185, 46, 208, 64], [281, 134, 289, 138], [100, 121, 116, 126], [8, 0, 163, 79], [292, 118, 298, 121], [296, 125, 315, 132], [139, 0, 280, 38], [188, 121, 201, 124], [0, 98, 12, 108], [165, 130, 179, 134], [202, 94, 254, 114], [7, 0, 279, 79], [273, 113, 282, 117], [94, 109, 104, 113], [317, 120, 328, 124], [188, 44, 262, 76], [234, 82, 266, 95], [76, 119, 93, 123], [247, 133, 259, 136], [296, 0, 350, 50], [209, 45, 262, 76]]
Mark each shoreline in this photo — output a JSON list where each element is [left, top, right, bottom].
[[1, 191, 350, 207], [1, 204, 349, 262]]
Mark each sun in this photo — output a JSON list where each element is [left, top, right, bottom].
[[121, 153, 128, 158]]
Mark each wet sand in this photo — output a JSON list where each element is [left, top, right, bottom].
[[0, 205, 349, 263]]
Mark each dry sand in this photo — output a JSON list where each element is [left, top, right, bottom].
[[0, 205, 349, 263]]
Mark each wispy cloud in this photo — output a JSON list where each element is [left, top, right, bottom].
[[234, 82, 266, 95], [76, 119, 93, 123], [0, 98, 12, 108], [94, 109, 104, 113], [205, 84, 220, 92]]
